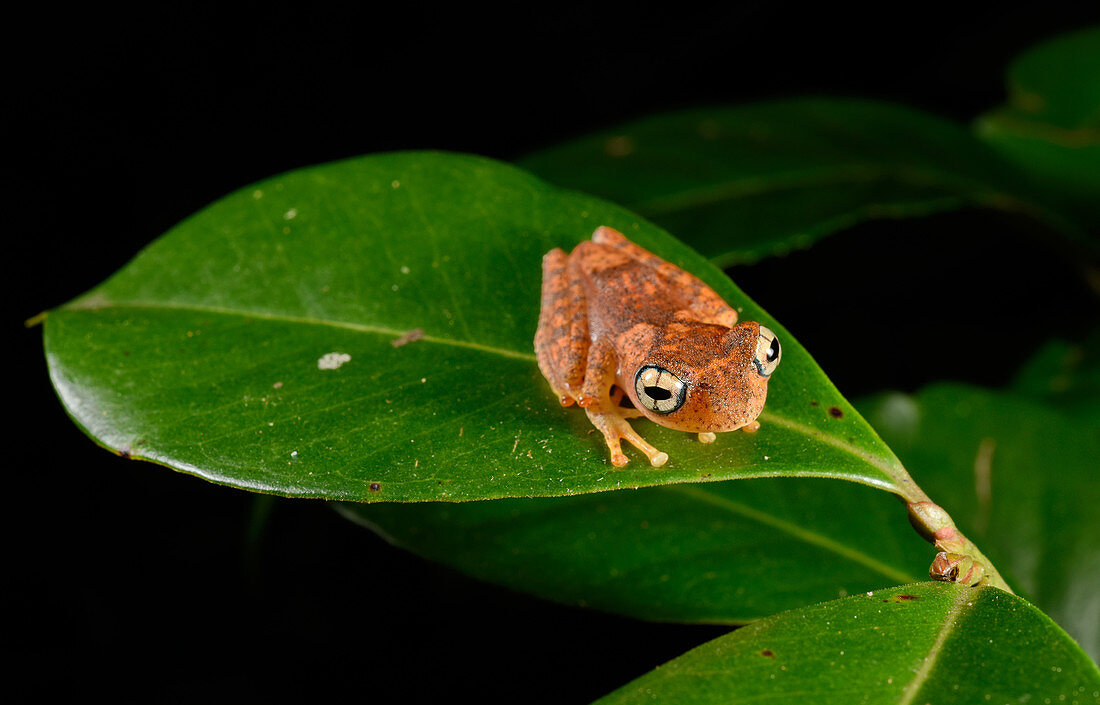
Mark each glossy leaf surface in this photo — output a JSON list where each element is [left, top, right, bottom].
[[518, 98, 1054, 267], [863, 383, 1100, 660], [596, 583, 1099, 705], [44, 152, 905, 501]]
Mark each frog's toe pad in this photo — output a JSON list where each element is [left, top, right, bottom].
[[611, 453, 629, 467], [650, 452, 669, 467], [698, 432, 716, 444]]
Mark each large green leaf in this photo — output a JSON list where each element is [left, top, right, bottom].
[[43, 152, 908, 502], [338, 478, 929, 623], [518, 98, 1078, 267], [975, 27, 1100, 229], [596, 582, 1099, 705], [863, 384, 1100, 659]]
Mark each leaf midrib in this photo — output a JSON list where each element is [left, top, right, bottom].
[[897, 586, 973, 705], [61, 296, 537, 362], [58, 296, 905, 493]]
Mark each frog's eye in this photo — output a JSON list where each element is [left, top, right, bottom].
[[634, 365, 687, 414], [754, 325, 781, 377]]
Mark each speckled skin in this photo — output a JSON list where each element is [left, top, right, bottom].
[[535, 226, 773, 467]]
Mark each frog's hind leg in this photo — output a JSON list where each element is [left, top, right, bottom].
[[535, 248, 589, 406]]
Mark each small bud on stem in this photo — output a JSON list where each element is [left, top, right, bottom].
[[906, 500, 1012, 592]]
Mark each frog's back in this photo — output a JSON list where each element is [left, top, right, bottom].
[[570, 240, 688, 332]]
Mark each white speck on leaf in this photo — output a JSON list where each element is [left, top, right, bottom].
[[318, 352, 352, 370], [284, 208, 298, 220]]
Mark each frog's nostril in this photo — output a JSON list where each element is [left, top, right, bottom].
[[644, 386, 672, 401]]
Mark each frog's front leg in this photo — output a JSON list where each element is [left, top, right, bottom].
[[580, 339, 669, 468]]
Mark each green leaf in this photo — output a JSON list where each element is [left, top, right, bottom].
[[862, 384, 1100, 659], [337, 478, 929, 623], [595, 582, 1099, 705], [1011, 333, 1100, 423], [993, 26, 1100, 131], [975, 27, 1100, 229], [518, 98, 1066, 267], [43, 151, 906, 502]]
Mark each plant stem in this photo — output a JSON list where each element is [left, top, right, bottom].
[[902, 490, 1014, 593]]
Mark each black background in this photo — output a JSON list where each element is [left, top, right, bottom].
[[15, 5, 1099, 703]]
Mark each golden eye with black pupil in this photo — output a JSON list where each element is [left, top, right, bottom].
[[753, 325, 781, 377], [634, 365, 687, 414]]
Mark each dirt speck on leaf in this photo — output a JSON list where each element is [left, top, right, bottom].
[[828, 406, 844, 418]]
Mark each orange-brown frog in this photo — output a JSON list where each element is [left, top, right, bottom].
[[535, 226, 781, 467]]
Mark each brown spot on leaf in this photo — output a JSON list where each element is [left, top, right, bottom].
[[810, 400, 818, 407], [369, 483, 381, 492], [760, 650, 776, 658], [828, 406, 844, 418], [391, 328, 426, 348], [882, 594, 920, 603]]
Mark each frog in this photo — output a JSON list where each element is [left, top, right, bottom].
[[534, 226, 781, 467]]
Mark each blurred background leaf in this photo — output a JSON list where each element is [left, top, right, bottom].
[[1010, 332, 1100, 423], [975, 27, 1100, 232], [520, 98, 1060, 267]]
